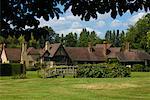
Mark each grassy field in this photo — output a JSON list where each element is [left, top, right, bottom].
[[0, 71, 150, 100]]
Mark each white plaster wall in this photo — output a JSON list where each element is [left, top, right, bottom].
[[1, 49, 9, 63]]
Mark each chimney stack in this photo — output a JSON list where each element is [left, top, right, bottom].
[[103, 41, 107, 56], [21, 42, 27, 64], [88, 42, 93, 52], [124, 42, 130, 52], [45, 41, 49, 50], [22, 42, 27, 53]]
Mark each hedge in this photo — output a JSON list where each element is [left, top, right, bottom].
[[0, 63, 26, 76], [77, 63, 131, 78], [131, 64, 150, 72]]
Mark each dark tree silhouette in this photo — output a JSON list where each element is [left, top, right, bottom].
[[1, 0, 150, 31]]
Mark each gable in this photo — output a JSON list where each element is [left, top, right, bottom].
[[42, 50, 51, 57], [54, 45, 68, 56], [5, 48, 21, 61], [1, 48, 9, 63]]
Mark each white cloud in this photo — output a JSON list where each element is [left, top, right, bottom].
[[96, 20, 106, 27], [111, 20, 128, 27], [129, 12, 147, 24], [71, 22, 83, 29], [97, 12, 111, 20]]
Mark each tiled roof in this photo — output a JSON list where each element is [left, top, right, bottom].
[[107, 47, 121, 58], [27, 47, 41, 55], [65, 47, 106, 61], [42, 43, 61, 57], [5, 48, 21, 61], [27, 47, 41, 61], [117, 50, 150, 62], [95, 44, 111, 48]]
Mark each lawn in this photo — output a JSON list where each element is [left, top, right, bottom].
[[0, 72, 150, 100]]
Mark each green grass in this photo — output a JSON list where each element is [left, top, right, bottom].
[[0, 71, 150, 100]]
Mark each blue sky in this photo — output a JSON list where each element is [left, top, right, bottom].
[[37, 8, 149, 39]]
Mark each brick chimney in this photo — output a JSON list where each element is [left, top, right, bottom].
[[21, 42, 27, 64], [22, 42, 27, 53], [88, 42, 94, 52], [124, 42, 130, 52], [45, 41, 49, 50], [103, 41, 108, 56]]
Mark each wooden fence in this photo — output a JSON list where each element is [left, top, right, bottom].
[[38, 66, 78, 78]]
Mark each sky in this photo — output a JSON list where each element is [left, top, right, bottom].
[[37, 8, 149, 39]]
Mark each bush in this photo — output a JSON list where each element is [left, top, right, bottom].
[[77, 63, 131, 78], [132, 64, 150, 72], [0, 63, 26, 76]]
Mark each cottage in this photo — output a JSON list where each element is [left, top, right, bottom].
[[65, 44, 107, 64], [40, 42, 71, 65], [1, 47, 21, 63], [106, 43, 150, 66], [1, 42, 150, 67]]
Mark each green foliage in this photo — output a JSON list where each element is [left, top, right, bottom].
[[78, 29, 90, 47], [0, 36, 5, 43], [18, 35, 25, 45], [0, 63, 26, 76], [126, 14, 150, 51], [29, 33, 39, 48], [77, 63, 131, 78], [78, 29, 102, 47], [65, 32, 77, 47], [105, 30, 126, 47], [132, 64, 150, 72]]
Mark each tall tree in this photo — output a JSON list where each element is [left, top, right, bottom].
[[18, 35, 25, 45], [126, 13, 150, 51], [55, 34, 60, 43], [146, 31, 150, 53], [78, 29, 89, 47], [29, 33, 38, 48], [89, 31, 102, 45], [105, 30, 111, 42], [120, 30, 126, 46], [0, 36, 5, 44], [65, 32, 77, 47]]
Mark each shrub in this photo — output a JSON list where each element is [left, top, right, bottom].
[[144, 66, 150, 72], [131, 64, 150, 72], [0, 63, 26, 76], [77, 63, 131, 78]]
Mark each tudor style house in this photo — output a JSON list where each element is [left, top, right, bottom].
[[1, 41, 150, 68], [20, 41, 72, 68], [0, 46, 22, 63]]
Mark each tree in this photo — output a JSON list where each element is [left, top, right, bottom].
[[105, 30, 111, 42], [60, 34, 65, 45], [6, 35, 19, 48], [120, 30, 126, 46], [0, 36, 5, 43], [105, 30, 126, 47], [55, 34, 61, 43], [78, 29, 89, 47], [126, 13, 150, 51], [43, 26, 56, 43], [146, 31, 150, 53], [2, 0, 149, 32], [29, 33, 39, 48], [18, 35, 25, 45], [65, 32, 77, 47], [89, 31, 102, 45]]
